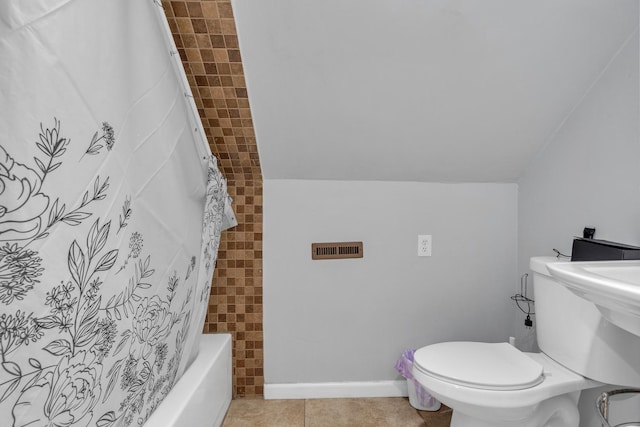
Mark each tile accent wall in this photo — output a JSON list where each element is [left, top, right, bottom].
[[162, 0, 264, 397]]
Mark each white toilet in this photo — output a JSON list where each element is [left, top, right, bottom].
[[412, 257, 640, 427]]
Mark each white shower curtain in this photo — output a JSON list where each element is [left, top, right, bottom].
[[0, 1, 235, 426]]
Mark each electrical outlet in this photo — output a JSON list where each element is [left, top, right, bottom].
[[418, 235, 432, 257]]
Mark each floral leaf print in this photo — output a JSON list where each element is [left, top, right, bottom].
[[46, 199, 64, 228], [65, 218, 117, 297], [94, 175, 110, 200], [166, 272, 178, 304], [114, 354, 156, 424], [130, 296, 172, 360], [38, 281, 78, 334], [95, 251, 118, 272], [112, 331, 131, 358], [87, 219, 111, 260], [2, 361, 21, 376], [0, 243, 44, 304], [28, 358, 41, 369], [0, 311, 44, 360], [0, 378, 20, 404], [117, 196, 131, 234], [75, 297, 102, 348], [12, 351, 102, 427], [92, 319, 117, 362], [67, 219, 118, 351], [96, 411, 117, 427], [115, 232, 144, 274], [0, 116, 230, 426], [103, 358, 125, 404], [103, 123, 115, 151], [201, 156, 230, 274], [129, 233, 143, 258], [33, 118, 69, 184], [30, 175, 110, 245], [184, 256, 195, 281], [42, 339, 72, 356], [80, 122, 116, 160], [118, 355, 137, 392], [20, 370, 44, 394], [95, 257, 197, 425], [33, 315, 60, 330], [136, 360, 153, 390], [68, 241, 86, 288], [60, 211, 91, 226], [103, 256, 154, 321], [32, 216, 120, 368], [0, 145, 50, 242], [86, 131, 102, 155], [153, 343, 168, 374]]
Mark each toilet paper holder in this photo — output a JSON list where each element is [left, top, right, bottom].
[[596, 388, 640, 427]]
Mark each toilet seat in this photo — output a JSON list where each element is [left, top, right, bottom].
[[412, 348, 600, 415], [413, 342, 544, 391]]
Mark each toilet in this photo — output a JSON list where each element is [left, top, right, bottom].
[[412, 257, 640, 427]]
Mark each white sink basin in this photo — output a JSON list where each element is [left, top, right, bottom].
[[547, 260, 640, 336]]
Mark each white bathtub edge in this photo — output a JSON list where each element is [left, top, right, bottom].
[[144, 333, 232, 427], [264, 380, 408, 400]]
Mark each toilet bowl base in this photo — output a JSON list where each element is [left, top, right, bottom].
[[449, 395, 579, 427]]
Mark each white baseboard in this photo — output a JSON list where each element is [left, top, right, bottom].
[[264, 380, 408, 400]]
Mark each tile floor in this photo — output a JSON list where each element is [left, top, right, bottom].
[[221, 397, 452, 427]]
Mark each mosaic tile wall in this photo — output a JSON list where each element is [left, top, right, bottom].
[[163, 0, 264, 397]]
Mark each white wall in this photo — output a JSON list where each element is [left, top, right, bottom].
[[234, 0, 638, 183], [517, 29, 639, 351], [518, 30, 639, 283], [264, 180, 517, 386]]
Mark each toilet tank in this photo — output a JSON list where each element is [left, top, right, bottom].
[[531, 257, 640, 387]]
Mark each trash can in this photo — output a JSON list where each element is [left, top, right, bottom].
[[394, 350, 441, 411]]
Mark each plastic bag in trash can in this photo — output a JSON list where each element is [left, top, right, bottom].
[[394, 349, 417, 380], [394, 350, 439, 410]]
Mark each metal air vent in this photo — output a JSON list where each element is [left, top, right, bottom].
[[311, 241, 363, 260]]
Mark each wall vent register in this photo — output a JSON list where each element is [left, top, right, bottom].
[[312, 242, 363, 260]]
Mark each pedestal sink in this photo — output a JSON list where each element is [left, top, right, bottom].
[[547, 260, 640, 336]]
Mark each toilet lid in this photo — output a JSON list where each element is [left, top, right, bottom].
[[413, 342, 544, 391]]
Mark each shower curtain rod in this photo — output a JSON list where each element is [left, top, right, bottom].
[[151, 0, 213, 162]]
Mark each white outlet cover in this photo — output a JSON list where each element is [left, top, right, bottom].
[[418, 235, 432, 257]]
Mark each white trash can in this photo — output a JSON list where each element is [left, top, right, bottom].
[[407, 378, 441, 411]]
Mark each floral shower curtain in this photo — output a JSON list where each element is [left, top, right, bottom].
[[0, 1, 236, 426]]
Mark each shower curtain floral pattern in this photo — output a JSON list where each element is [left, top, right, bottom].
[[1, 118, 232, 426], [0, 1, 235, 425]]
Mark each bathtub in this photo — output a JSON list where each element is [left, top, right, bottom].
[[145, 333, 233, 427]]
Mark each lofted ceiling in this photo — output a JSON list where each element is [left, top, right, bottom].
[[233, 0, 638, 182]]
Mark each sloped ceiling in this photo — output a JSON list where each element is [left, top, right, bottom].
[[233, 0, 638, 182]]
